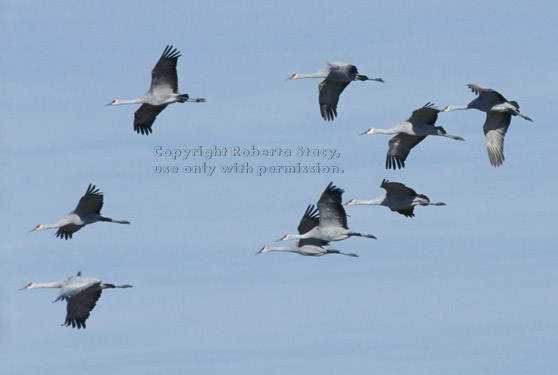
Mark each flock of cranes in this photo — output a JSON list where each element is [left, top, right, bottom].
[[22, 45, 533, 328]]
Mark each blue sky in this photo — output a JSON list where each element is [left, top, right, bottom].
[[2, 1, 557, 374]]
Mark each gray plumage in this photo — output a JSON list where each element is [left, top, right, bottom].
[[29, 184, 130, 239], [259, 205, 358, 257], [345, 179, 446, 217], [278, 182, 376, 243], [106, 45, 206, 135], [20, 271, 132, 329], [361, 102, 465, 169], [442, 83, 533, 167], [286, 61, 383, 121]]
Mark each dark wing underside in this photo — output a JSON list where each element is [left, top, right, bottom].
[[134, 103, 168, 135], [467, 83, 507, 103], [55, 224, 84, 240], [392, 206, 416, 217], [74, 184, 104, 215], [64, 286, 102, 329], [380, 179, 417, 197], [297, 204, 320, 235], [408, 102, 439, 125], [318, 80, 351, 121], [317, 182, 348, 229], [151, 45, 181, 93], [297, 204, 328, 247], [386, 134, 426, 169]]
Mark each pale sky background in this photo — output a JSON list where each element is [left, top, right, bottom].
[[1, 1, 557, 374]]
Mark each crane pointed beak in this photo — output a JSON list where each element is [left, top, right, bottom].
[[19, 283, 32, 290]]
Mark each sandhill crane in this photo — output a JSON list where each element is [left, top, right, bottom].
[[106, 45, 206, 135], [345, 179, 446, 217], [441, 83, 533, 167], [361, 102, 465, 169], [259, 205, 358, 257], [29, 184, 130, 239], [278, 182, 377, 242], [20, 271, 132, 329], [286, 61, 383, 121]]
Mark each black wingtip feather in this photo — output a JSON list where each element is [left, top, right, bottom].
[[386, 156, 404, 170], [85, 184, 102, 196], [134, 124, 153, 135], [161, 45, 181, 60]]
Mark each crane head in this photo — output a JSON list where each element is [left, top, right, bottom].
[[276, 234, 298, 242], [285, 73, 298, 80], [19, 282, 35, 290], [257, 246, 271, 254], [29, 224, 43, 232], [105, 100, 117, 106], [344, 199, 357, 206], [360, 128, 376, 135]]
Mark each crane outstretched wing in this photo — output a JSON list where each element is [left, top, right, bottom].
[[74, 184, 103, 215], [318, 80, 351, 121], [386, 134, 426, 170], [380, 179, 417, 197], [408, 102, 439, 125], [483, 112, 512, 167], [467, 83, 507, 102], [317, 182, 347, 229], [150, 45, 181, 94], [55, 224, 83, 240], [64, 286, 102, 329], [134, 104, 168, 135], [297, 204, 328, 247]]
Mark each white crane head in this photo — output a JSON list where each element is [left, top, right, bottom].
[[344, 199, 358, 206], [29, 224, 46, 232], [276, 234, 299, 242], [285, 73, 300, 80], [105, 99, 128, 106], [258, 246, 272, 254], [19, 282, 36, 290], [360, 127, 378, 135]]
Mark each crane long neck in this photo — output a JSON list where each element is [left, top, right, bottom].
[[30, 281, 64, 289], [112, 98, 144, 105], [444, 105, 469, 112], [36, 218, 70, 230], [41, 223, 63, 230], [294, 72, 327, 79], [267, 245, 296, 252], [350, 197, 384, 205]]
